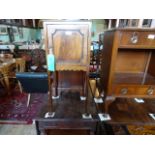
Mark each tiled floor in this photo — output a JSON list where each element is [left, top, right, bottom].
[[0, 124, 36, 135]]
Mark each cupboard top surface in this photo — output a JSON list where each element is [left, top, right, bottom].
[[43, 21, 91, 26], [105, 28, 155, 32]]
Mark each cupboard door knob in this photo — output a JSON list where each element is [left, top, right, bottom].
[[130, 32, 138, 44], [121, 88, 128, 95], [147, 87, 154, 95]]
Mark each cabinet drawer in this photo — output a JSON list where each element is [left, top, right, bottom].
[[112, 85, 155, 97], [119, 31, 155, 48]]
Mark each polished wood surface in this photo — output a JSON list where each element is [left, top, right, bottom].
[[115, 50, 149, 73], [35, 119, 98, 135], [102, 98, 155, 125], [44, 21, 91, 71], [100, 28, 155, 113], [90, 79, 155, 127], [0, 58, 16, 94], [51, 71, 85, 96], [119, 30, 155, 48], [0, 58, 25, 94], [35, 90, 98, 135]]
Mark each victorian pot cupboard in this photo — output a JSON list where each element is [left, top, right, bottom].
[[43, 20, 91, 113]]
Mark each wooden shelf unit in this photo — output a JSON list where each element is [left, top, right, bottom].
[[100, 28, 155, 113]]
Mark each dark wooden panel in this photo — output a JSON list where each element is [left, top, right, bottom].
[[100, 30, 115, 93], [148, 52, 155, 77], [115, 50, 149, 73], [53, 30, 83, 63], [46, 22, 91, 71], [44, 128, 91, 135]]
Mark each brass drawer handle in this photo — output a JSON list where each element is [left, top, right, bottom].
[[130, 32, 138, 44], [121, 88, 128, 95], [147, 87, 154, 95]]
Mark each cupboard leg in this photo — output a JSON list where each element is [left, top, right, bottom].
[[84, 72, 89, 114], [48, 71, 53, 112], [4, 77, 10, 95], [103, 96, 115, 113], [54, 71, 58, 97], [82, 71, 85, 96]]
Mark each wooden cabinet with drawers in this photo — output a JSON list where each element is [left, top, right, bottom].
[[100, 28, 155, 113]]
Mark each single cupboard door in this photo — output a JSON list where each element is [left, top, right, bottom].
[[46, 22, 91, 71]]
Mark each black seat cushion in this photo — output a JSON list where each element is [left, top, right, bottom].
[[16, 72, 48, 93]]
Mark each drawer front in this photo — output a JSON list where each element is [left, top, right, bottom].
[[119, 31, 155, 48], [112, 85, 155, 97]]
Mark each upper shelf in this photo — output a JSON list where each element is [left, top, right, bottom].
[[0, 19, 41, 29]]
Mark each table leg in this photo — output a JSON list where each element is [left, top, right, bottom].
[[48, 71, 53, 112], [84, 72, 89, 114], [3, 76, 10, 95]]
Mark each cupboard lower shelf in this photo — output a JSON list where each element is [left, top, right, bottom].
[[114, 72, 155, 85]]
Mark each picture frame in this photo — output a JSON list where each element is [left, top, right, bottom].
[[142, 19, 152, 27], [12, 26, 18, 35], [0, 26, 8, 35], [18, 27, 23, 38], [130, 19, 139, 27]]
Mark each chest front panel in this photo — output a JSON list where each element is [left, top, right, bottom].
[[46, 23, 90, 71]]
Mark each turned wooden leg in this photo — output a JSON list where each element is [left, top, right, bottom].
[[81, 71, 85, 97], [27, 93, 31, 107], [54, 71, 58, 97], [18, 81, 23, 93], [103, 96, 115, 113], [48, 71, 53, 112], [4, 76, 10, 95], [84, 72, 89, 114]]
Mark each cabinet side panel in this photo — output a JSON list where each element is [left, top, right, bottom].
[[100, 31, 115, 93], [148, 51, 155, 77]]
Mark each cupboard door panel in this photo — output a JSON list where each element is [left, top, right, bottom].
[[46, 23, 90, 71]]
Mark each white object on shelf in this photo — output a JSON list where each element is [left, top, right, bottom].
[[43, 65, 47, 69], [82, 113, 92, 119], [149, 113, 155, 120], [44, 112, 55, 118], [80, 96, 86, 101], [52, 96, 59, 99], [134, 98, 145, 103], [30, 66, 37, 70], [98, 113, 111, 121], [94, 97, 103, 104], [0, 45, 15, 50]]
